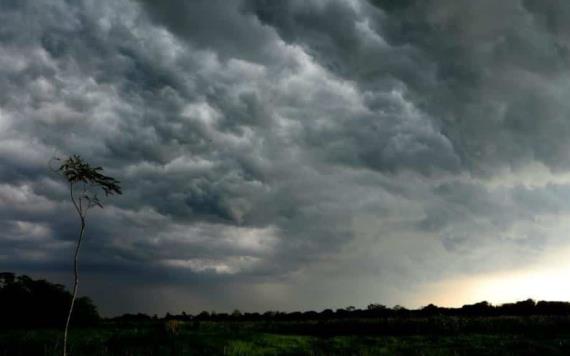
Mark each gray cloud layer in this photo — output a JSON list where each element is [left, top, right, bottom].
[[2, 0, 570, 315]]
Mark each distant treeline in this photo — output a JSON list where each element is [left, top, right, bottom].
[[0, 272, 99, 328], [115, 300, 570, 324], [112, 300, 570, 337], [4, 272, 570, 330]]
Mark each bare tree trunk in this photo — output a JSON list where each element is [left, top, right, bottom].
[[63, 185, 85, 356]]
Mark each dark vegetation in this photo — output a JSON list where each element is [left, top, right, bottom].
[[3, 273, 570, 355], [0, 272, 99, 329]]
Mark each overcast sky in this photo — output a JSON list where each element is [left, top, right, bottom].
[[3, 0, 570, 316]]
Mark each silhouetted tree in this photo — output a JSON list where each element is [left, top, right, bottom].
[[0, 273, 99, 328], [500, 298, 536, 316], [461, 301, 493, 316], [196, 311, 210, 320], [232, 309, 242, 318], [54, 155, 121, 356]]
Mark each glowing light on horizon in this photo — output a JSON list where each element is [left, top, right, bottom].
[[472, 264, 570, 304], [421, 247, 570, 307]]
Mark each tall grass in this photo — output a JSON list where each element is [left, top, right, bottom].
[[3, 318, 570, 355]]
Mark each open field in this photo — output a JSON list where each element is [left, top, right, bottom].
[[5, 274, 570, 354], [3, 318, 570, 356]]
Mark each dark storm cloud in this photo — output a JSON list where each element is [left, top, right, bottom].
[[246, 0, 570, 174], [2, 0, 570, 314]]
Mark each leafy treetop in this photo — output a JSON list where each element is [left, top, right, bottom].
[[57, 155, 122, 194], [55, 154, 122, 208]]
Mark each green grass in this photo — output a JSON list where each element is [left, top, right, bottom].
[[3, 321, 570, 355]]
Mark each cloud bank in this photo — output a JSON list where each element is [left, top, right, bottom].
[[2, 0, 570, 315]]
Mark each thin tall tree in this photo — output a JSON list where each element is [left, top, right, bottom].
[[54, 155, 122, 356]]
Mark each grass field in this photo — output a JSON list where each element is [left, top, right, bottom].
[[3, 319, 570, 355]]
